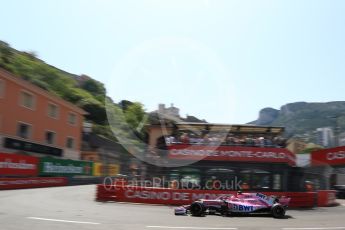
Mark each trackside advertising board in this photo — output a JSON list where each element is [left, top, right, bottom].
[[168, 144, 296, 166], [93, 163, 120, 176], [0, 177, 67, 190], [312, 146, 345, 166], [39, 157, 93, 176], [0, 152, 38, 176], [108, 164, 120, 176], [93, 162, 102, 176]]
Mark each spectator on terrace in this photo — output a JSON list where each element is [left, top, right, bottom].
[[225, 136, 234, 145], [239, 136, 246, 145], [274, 136, 287, 148], [165, 136, 175, 145], [258, 137, 265, 147], [265, 138, 273, 146], [254, 137, 261, 146], [245, 136, 254, 146], [203, 134, 210, 144], [189, 133, 202, 144], [209, 135, 221, 145], [167, 132, 283, 148], [180, 133, 190, 144], [233, 137, 241, 145]]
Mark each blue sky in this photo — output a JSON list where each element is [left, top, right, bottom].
[[1, 0, 345, 123]]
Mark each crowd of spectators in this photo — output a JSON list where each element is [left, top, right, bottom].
[[165, 132, 287, 148]]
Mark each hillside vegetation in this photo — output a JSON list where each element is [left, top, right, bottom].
[[250, 101, 345, 141]]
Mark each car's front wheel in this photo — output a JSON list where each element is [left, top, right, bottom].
[[271, 204, 286, 218], [190, 202, 206, 216]]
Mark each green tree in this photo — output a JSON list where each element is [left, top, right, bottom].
[[124, 102, 146, 131], [0, 41, 13, 65], [79, 76, 106, 98]]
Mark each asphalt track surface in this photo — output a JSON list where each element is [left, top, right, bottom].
[[0, 185, 345, 230]]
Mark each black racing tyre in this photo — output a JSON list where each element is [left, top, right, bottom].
[[220, 204, 229, 216], [271, 204, 286, 219], [190, 202, 206, 216]]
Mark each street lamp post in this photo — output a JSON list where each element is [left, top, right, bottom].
[[335, 125, 340, 147]]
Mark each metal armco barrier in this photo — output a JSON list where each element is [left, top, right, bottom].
[[0, 177, 68, 190], [95, 185, 317, 208], [68, 177, 103, 186]]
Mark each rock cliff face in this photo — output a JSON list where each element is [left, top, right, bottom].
[[249, 101, 345, 137], [252, 107, 279, 125]]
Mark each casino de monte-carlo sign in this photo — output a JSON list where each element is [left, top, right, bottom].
[[168, 144, 296, 166], [312, 146, 345, 166]]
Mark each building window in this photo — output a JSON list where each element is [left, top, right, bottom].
[[0, 79, 5, 98], [68, 113, 77, 125], [47, 103, 59, 118], [16, 122, 31, 139], [45, 131, 56, 145], [20, 91, 35, 109], [273, 174, 282, 190], [66, 137, 75, 149]]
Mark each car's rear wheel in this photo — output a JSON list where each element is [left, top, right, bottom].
[[271, 204, 286, 218], [190, 202, 206, 216]]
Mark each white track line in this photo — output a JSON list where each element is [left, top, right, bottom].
[[282, 227, 345, 230], [146, 226, 237, 230], [27, 217, 100, 225]]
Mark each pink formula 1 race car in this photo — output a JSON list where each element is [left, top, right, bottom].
[[174, 192, 291, 218]]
